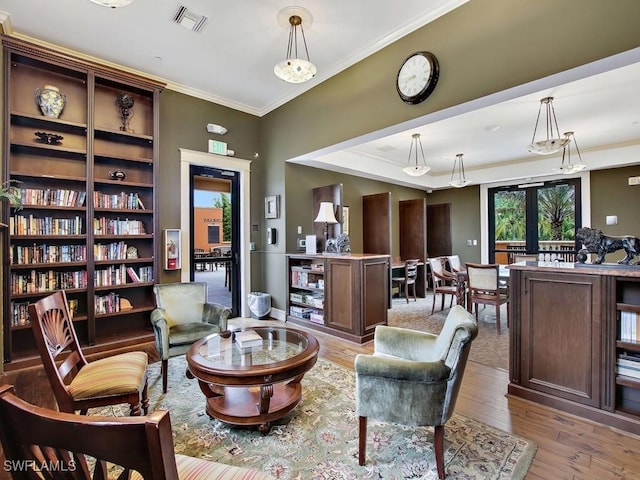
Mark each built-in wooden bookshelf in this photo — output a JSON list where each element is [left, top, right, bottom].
[[2, 36, 164, 369]]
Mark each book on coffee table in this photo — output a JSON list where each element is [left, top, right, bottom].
[[235, 330, 263, 348]]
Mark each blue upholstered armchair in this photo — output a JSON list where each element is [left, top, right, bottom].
[[355, 305, 478, 480], [151, 282, 231, 392]]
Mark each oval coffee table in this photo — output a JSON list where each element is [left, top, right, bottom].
[[186, 326, 319, 434]]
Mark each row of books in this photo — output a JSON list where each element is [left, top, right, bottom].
[[617, 352, 640, 379], [620, 310, 640, 342], [93, 217, 146, 235], [291, 269, 324, 289], [10, 270, 88, 294], [11, 244, 87, 265], [93, 191, 145, 210], [94, 241, 134, 261], [10, 215, 84, 236], [20, 188, 86, 208], [94, 265, 152, 287], [95, 292, 124, 315]]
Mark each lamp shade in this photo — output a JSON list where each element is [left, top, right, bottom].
[[314, 202, 338, 224]]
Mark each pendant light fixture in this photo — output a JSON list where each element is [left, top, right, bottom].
[[274, 6, 317, 84], [403, 133, 431, 176], [527, 96, 570, 155], [88, 0, 134, 7], [449, 153, 470, 188], [553, 131, 587, 174]]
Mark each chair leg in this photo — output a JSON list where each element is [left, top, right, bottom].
[[358, 416, 367, 466], [141, 380, 149, 415], [404, 283, 409, 303], [496, 302, 501, 334], [162, 359, 169, 393], [440, 292, 445, 311], [434, 424, 445, 480], [431, 292, 437, 314]]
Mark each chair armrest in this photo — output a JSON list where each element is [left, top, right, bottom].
[[150, 309, 170, 360], [374, 325, 438, 360], [355, 353, 450, 383], [202, 303, 231, 330]]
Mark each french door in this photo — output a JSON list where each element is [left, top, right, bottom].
[[489, 178, 581, 264], [189, 165, 240, 315]]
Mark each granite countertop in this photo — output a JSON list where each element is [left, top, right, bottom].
[[508, 260, 640, 277]]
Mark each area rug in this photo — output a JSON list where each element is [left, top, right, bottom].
[[92, 356, 535, 480], [388, 296, 509, 371]]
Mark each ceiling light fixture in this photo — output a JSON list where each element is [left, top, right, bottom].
[[274, 6, 317, 84], [527, 96, 570, 155], [403, 133, 431, 177], [449, 153, 470, 188], [88, 0, 134, 7], [553, 131, 587, 174]]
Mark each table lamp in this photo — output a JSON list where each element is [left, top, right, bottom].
[[314, 202, 338, 252]]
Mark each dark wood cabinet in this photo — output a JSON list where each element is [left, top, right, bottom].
[[286, 254, 389, 343], [2, 37, 164, 369], [509, 263, 640, 435]]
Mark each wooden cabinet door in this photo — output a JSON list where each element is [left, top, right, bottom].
[[325, 258, 357, 333], [519, 271, 603, 407], [361, 257, 389, 335]]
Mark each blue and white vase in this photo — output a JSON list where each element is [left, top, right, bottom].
[[35, 85, 66, 118]]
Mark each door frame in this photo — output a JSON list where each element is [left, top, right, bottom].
[[480, 171, 591, 263], [179, 148, 252, 317]]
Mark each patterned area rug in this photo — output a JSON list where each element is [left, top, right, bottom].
[[388, 296, 509, 371], [93, 356, 534, 479]]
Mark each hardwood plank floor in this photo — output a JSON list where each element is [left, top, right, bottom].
[[3, 318, 640, 479]]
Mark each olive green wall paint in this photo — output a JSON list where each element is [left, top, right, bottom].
[[590, 166, 640, 238], [427, 186, 481, 266], [285, 163, 428, 253], [261, 0, 640, 165], [157, 90, 260, 284]]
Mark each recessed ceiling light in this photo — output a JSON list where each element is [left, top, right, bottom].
[[485, 124, 501, 132]]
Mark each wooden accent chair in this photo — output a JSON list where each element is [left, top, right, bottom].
[[391, 259, 419, 303], [445, 255, 464, 273], [355, 305, 478, 480], [0, 384, 272, 480], [29, 290, 149, 416], [427, 257, 459, 314], [151, 282, 231, 392], [465, 262, 510, 334]]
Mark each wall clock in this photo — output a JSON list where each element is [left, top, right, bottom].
[[396, 51, 439, 105]]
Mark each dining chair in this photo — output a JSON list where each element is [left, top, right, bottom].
[[445, 255, 464, 273], [427, 257, 459, 314], [355, 305, 478, 480], [391, 259, 420, 303], [28, 290, 149, 415], [465, 262, 510, 334], [0, 384, 273, 480]]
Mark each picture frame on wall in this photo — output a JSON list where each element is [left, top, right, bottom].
[[265, 195, 280, 219], [342, 205, 350, 234]]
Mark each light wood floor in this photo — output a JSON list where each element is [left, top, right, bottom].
[[4, 318, 640, 479], [272, 321, 640, 480]]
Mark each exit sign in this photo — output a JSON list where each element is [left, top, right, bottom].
[[208, 140, 227, 155]]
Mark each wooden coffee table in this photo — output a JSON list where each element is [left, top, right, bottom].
[[186, 326, 319, 434]]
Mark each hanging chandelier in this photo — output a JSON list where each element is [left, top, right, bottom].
[[553, 131, 587, 174], [403, 133, 431, 176], [274, 7, 317, 84], [527, 96, 570, 155], [88, 0, 134, 7], [449, 153, 470, 188]]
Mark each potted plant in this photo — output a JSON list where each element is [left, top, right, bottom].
[[0, 180, 22, 228]]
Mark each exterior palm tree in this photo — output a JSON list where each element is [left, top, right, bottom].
[[537, 185, 575, 241]]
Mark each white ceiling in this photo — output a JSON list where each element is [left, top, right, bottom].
[[1, 0, 639, 191]]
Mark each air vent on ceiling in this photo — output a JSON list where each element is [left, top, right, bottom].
[[172, 5, 207, 32]]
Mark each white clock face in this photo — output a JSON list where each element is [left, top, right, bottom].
[[397, 54, 431, 97]]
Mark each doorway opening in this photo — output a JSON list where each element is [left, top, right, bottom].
[[489, 178, 582, 264]]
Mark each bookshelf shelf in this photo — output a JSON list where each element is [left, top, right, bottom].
[[2, 36, 163, 369]]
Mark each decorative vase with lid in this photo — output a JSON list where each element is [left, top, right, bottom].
[[35, 85, 66, 118]]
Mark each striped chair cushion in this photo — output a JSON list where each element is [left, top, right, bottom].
[[68, 351, 147, 400], [173, 454, 274, 480]]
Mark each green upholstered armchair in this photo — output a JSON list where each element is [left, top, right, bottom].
[[355, 305, 478, 480], [151, 282, 231, 393]]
